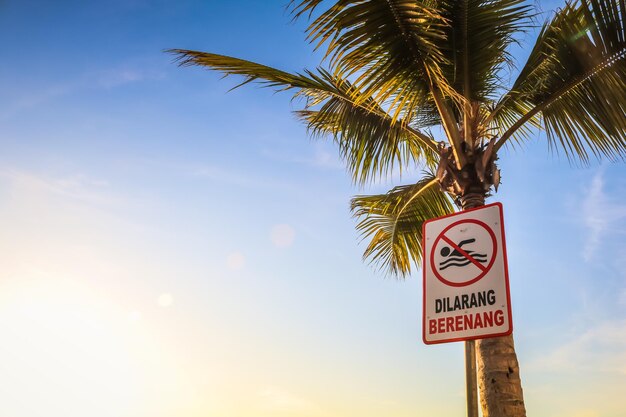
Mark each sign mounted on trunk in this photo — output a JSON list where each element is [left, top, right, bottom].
[[422, 202, 512, 344]]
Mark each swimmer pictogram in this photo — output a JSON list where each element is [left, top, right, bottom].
[[438, 238, 488, 270], [430, 219, 497, 287]]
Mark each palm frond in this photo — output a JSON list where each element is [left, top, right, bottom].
[[351, 175, 455, 276], [295, 69, 439, 184], [168, 50, 439, 183], [289, 1, 459, 136], [492, 0, 626, 162], [440, 0, 533, 103], [169, 49, 319, 91]]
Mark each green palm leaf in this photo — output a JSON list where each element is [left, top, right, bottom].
[[168, 50, 438, 183], [351, 175, 455, 276], [290, 0, 466, 167], [290, 0, 450, 105], [297, 105, 438, 184], [440, 0, 533, 103], [294, 68, 439, 183], [492, 0, 626, 162]]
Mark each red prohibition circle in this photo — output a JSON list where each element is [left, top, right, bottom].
[[430, 219, 497, 287]]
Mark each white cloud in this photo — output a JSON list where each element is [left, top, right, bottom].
[[260, 145, 343, 170], [581, 169, 626, 261], [270, 224, 296, 248], [1, 65, 163, 120], [0, 168, 117, 207], [93, 65, 165, 89], [189, 164, 296, 192], [96, 68, 145, 88], [528, 319, 626, 375], [1, 81, 82, 121]]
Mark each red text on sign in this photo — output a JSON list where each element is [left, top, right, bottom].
[[428, 310, 505, 334]]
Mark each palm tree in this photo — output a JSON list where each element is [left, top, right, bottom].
[[169, 1, 626, 415]]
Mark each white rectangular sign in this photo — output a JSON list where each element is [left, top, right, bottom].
[[422, 202, 512, 344]]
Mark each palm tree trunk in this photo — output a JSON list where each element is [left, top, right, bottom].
[[476, 335, 526, 416], [460, 192, 526, 417]]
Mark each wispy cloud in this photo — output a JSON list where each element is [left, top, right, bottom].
[[95, 68, 149, 89], [528, 319, 626, 375], [581, 169, 626, 261], [260, 145, 343, 170], [0, 168, 118, 207], [188, 164, 297, 192], [3, 84, 74, 120], [1, 65, 165, 120]]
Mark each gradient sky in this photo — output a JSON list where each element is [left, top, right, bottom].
[[0, 1, 625, 416]]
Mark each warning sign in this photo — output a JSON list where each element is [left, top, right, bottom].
[[422, 203, 512, 344]]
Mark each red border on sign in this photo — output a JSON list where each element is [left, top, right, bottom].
[[421, 202, 514, 345], [430, 218, 497, 287]]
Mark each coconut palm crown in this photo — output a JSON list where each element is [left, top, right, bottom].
[[170, 0, 625, 415], [171, 0, 625, 276]]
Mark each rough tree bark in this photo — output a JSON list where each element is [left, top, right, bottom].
[[459, 191, 526, 417]]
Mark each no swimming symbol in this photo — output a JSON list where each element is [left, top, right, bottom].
[[438, 238, 488, 270], [430, 219, 497, 287]]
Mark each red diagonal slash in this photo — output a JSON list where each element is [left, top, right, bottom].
[[441, 235, 487, 272]]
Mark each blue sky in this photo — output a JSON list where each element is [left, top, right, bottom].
[[0, 1, 625, 416]]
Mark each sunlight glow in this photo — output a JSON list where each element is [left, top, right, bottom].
[[157, 293, 173, 307], [0, 271, 190, 417], [0, 274, 139, 417]]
